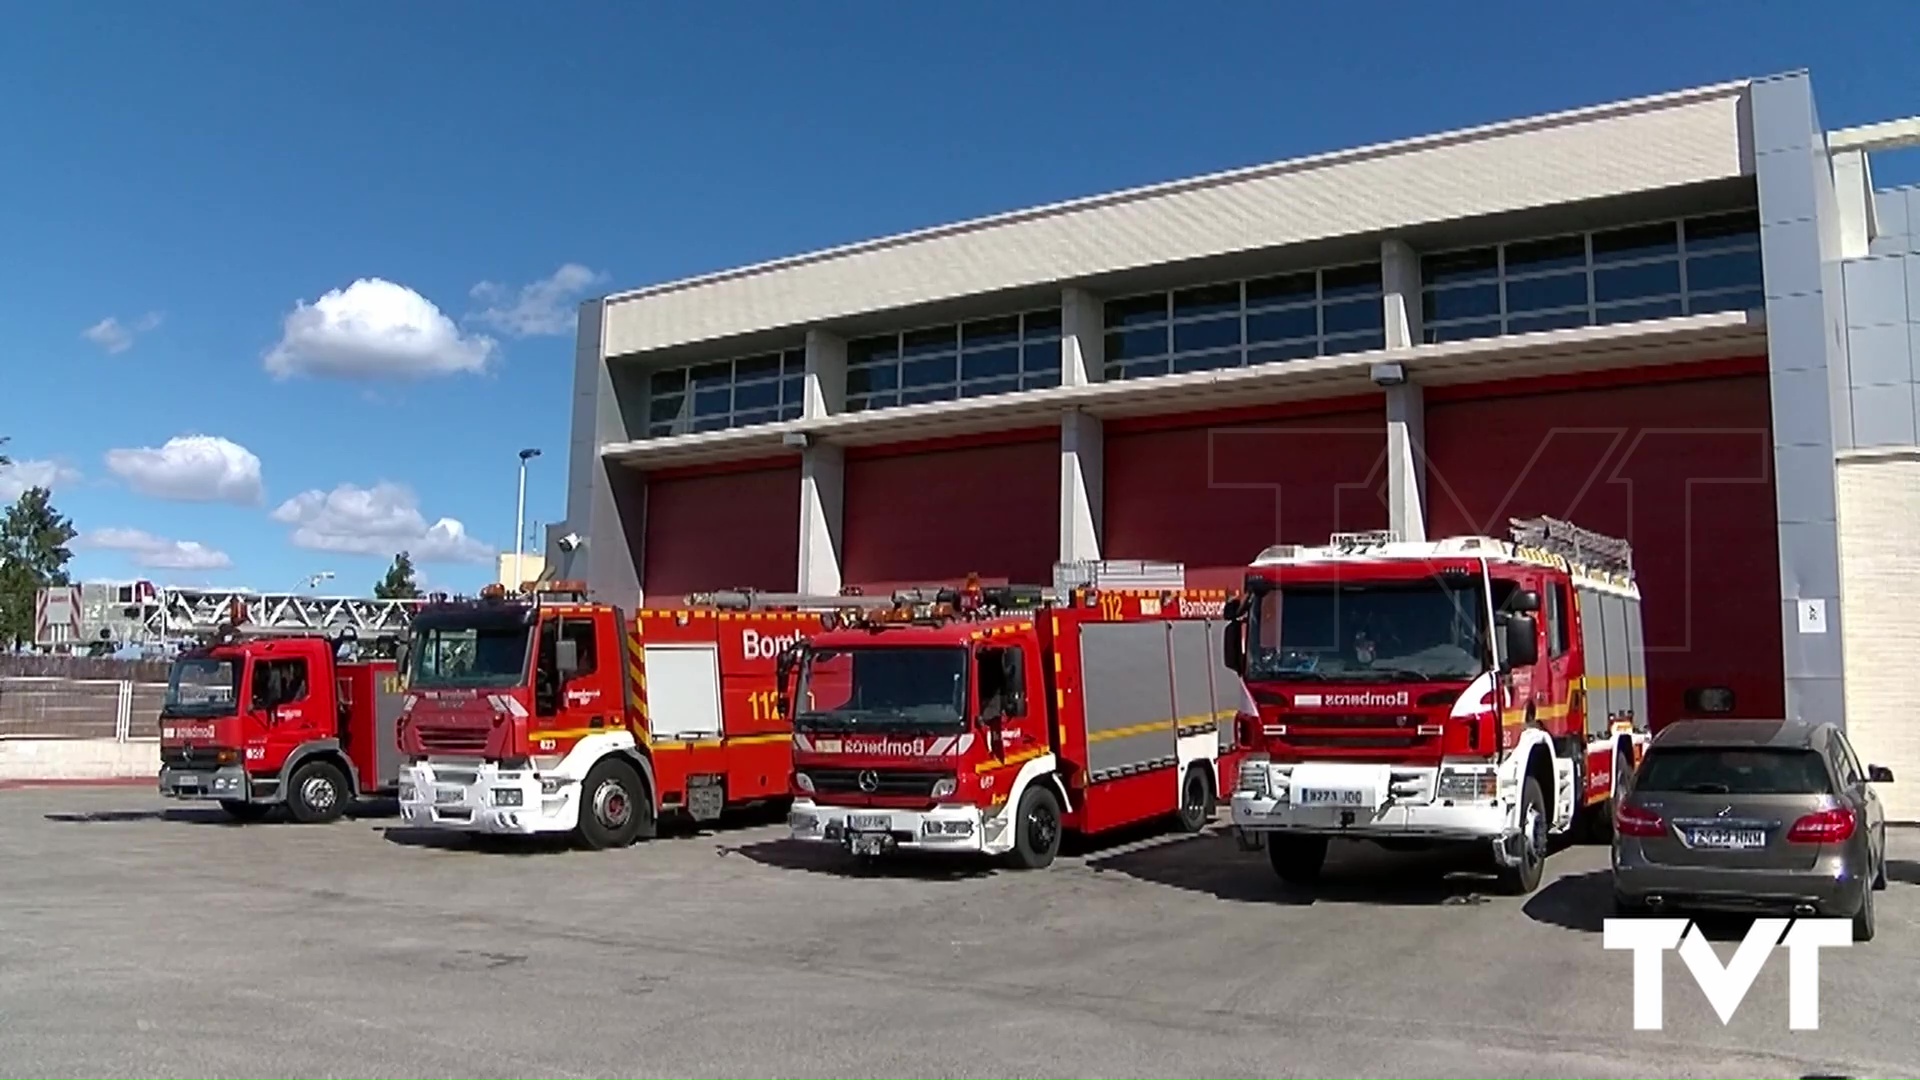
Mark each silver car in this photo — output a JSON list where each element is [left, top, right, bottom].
[[1611, 718, 1892, 941]]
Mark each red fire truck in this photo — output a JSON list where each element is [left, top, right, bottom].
[[776, 574, 1243, 869], [395, 581, 830, 848], [157, 614, 406, 824], [1224, 517, 1650, 895]]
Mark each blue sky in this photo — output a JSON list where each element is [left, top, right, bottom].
[[3, 2, 1916, 597]]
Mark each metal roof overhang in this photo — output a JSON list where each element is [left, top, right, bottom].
[[601, 310, 1767, 471]]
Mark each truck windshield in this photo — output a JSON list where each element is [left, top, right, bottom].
[[409, 625, 532, 689], [163, 658, 239, 716], [794, 647, 968, 731], [1246, 576, 1488, 682]]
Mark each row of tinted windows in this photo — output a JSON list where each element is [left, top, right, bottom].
[[646, 349, 805, 438], [1420, 211, 1764, 342], [1102, 263, 1386, 380], [844, 309, 1062, 412]]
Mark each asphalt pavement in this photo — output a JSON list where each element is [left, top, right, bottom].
[[2, 787, 1916, 1079]]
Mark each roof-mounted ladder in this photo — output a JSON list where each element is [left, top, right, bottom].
[[1508, 515, 1633, 576]]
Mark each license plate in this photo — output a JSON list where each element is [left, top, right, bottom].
[[1299, 788, 1367, 807], [847, 814, 889, 832], [1687, 828, 1766, 849], [850, 834, 888, 856], [434, 787, 463, 805]]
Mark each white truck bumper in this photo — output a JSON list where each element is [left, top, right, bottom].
[[788, 798, 1003, 855], [1230, 760, 1515, 846], [397, 759, 580, 836]]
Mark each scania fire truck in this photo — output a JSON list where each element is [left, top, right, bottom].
[[395, 581, 834, 848], [777, 570, 1244, 869], [1224, 517, 1649, 895], [157, 604, 406, 824]]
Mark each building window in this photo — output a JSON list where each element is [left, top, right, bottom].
[[1102, 262, 1386, 381], [1420, 209, 1763, 345], [646, 347, 806, 438], [844, 309, 1061, 412]]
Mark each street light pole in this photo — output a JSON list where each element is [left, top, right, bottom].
[[515, 448, 542, 589]]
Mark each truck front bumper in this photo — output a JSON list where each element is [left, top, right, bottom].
[[396, 760, 580, 836], [158, 763, 249, 801], [1230, 790, 1511, 842], [788, 798, 1001, 855]]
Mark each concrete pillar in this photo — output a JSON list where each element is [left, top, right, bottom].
[[1381, 238, 1423, 349], [804, 329, 847, 418], [1381, 377, 1427, 542], [1060, 409, 1103, 563], [797, 443, 845, 594], [554, 298, 645, 610], [1061, 287, 1104, 386]]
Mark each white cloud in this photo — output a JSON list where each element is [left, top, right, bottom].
[[0, 459, 83, 500], [264, 278, 496, 381], [104, 435, 264, 505], [82, 312, 164, 354], [468, 263, 608, 337], [271, 481, 492, 564], [77, 527, 232, 570]]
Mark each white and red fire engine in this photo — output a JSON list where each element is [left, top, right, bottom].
[[1224, 517, 1649, 895], [776, 569, 1244, 869], [395, 581, 835, 848]]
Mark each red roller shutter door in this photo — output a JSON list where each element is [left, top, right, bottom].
[[1424, 365, 1782, 727], [842, 434, 1058, 593], [1104, 407, 1388, 591], [643, 464, 800, 596]]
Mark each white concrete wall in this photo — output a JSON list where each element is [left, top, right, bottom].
[[0, 738, 158, 782]]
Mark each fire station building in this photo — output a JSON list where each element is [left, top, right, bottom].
[[552, 72, 1920, 819]]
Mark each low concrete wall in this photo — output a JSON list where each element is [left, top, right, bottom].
[[0, 737, 158, 781]]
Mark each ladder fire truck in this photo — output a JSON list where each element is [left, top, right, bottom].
[[776, 567, 1244, 869], [1224, 517, 1649, 895], [395, 580, 846, 848], [157, 597, 407, 823]]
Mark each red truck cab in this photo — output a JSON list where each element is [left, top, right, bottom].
[[157, 626, 405, 823]]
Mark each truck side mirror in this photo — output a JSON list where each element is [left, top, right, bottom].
[[1222, 617, 1247, 675], [1509, 589, 1541, 614], [775, 643, 804, 716], [554, 638, 579, 676], [1502, 614, 1539, 668], [1001, 649, 1026, 717], [394, 639, 411, 675]]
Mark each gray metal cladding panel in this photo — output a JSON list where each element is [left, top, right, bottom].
[[1601, 594, 1632, 725], [1169, 621, 1220, 732], [1577, 588, 1614, 736], [1623, 598, 1649, 727], [1080, 621, 1177, 778]]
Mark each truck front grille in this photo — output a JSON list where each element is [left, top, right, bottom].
[[808, 767, 946, 798], [416, 726, 489, 756]]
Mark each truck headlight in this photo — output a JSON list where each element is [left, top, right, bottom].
[[1438, 767, 1497, 801], [930, 776, 956, 799], [493, 788, 524, 807], [793, 771, 815, 794]]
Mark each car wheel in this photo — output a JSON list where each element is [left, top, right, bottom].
[[1853, 876, 1876, 942], [1611, 890, 1645, 916], [1494, 776, 1548, 896], [1008, 783, 1062, 870], [1874, 837, 1888, 891], [1268, 834, 1328, 885], [1175, 764, 1213, 834], [286, 760, 349, 824]]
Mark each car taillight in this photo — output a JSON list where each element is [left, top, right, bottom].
[[1615, 801, 1667, 838], [1787, 807, 1857, 843]]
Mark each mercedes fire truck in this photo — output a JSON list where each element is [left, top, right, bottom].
[[1224, 517, 1649, 895], [776, 571, 1245, 869], [157, 605, 405, 824], [395, 581, 834, 848]]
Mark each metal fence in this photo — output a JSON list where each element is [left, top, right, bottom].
[[0, 676, 167, 740]]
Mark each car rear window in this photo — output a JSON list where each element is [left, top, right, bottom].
[[1634, 747, 1833, 795]]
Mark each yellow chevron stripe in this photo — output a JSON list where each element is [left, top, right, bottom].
[[974, 746, 1047, 774], [1573, 674, 1646, 691]]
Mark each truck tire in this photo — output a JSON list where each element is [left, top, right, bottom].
[[576, 758, 652, 850], [1268, 834, 1328, 885], [286, 760, 349, 824], [219, 799, 271, 823], [1008, 783, 1062, 870], [1175, 764, 1213, 834], [1495, 776, 1548, 895]]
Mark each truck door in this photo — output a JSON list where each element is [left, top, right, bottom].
[[248, 654, 313, 771], [976, 642, 1040, 769], [533, 611, 620, 748], [1542, 576, 1575, 740]]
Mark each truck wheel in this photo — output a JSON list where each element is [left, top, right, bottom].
[[1008, 784, 1062, 870], [286, 760, 349, 824], [576, 759, 653, 850], [1176, 764, 1213, 834], [1495, 776, 1548, 896], [1268, 834, 1328, 885], [218, 799, 271, 823]]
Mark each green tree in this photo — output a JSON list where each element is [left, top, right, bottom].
[[374, 551, 420, 599], [0, 486, 79, 648]]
